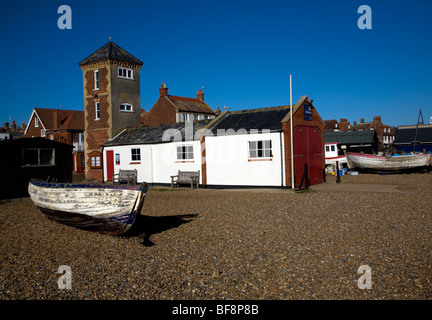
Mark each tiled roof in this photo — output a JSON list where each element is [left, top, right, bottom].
[[166, 96, 215, 115], [79, 41, 143, 66], [208, 106, 290, 132], [394, 126, 432, 145], [102, 120, 213, 147], [325, 130, 377, 144], [34, 108, 84, 131]]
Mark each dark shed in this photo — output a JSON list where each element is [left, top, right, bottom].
[[0, 138, 73, 200], [394, 125, 432, 153]]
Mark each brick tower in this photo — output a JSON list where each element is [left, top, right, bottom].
[[79, 41, 143, 181]]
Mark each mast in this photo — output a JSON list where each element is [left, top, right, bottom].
[[413, 109, 423, 153], [290, 75, 294, 188]]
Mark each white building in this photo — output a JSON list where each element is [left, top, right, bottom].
[[102, 96, 326, 189]]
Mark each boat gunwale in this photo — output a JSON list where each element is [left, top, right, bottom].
[[29, 178, 143, 191]]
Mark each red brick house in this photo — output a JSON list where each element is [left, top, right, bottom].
[[142, 82, 217, 126], [24, 108, 85, 173]]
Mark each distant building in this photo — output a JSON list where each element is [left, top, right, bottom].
[[24, 108, 85, 173], [141, 82, 217, 126], [325, 116, 395, 149], [0, 121, 23, 140], [393, 124, 432, 153], [78, 41, 143, 181]]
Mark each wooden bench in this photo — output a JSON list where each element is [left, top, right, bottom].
[[171, 170, 200, 189], [112, 169, 137, 185]]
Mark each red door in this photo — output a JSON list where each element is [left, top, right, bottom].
[[293, 126, 323, 187], [106, 150, 114, 182]]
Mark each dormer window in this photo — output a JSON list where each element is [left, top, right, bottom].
[[118, 67, 133, 79]]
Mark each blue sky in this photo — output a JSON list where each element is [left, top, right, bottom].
[[1, 0, 431, 127]]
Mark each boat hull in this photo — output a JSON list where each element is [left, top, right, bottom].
[[28, 179, 148, 235], [346, 152, 431, 172]]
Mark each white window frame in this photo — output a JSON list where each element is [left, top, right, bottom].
[[94, 70, 99, 90], [248, 140, 273, 159], [120, 103, 133, 112], [131, 148, 141, 161], [95, 102, 100, 120], [118, 67, 133, 79], [177, 145, 194, 161], [35, 117, 39, 128], [41, 129, 46, 137]]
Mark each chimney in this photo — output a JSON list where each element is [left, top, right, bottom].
[[53, 110, 59, 130], [216, 106, 221, 115], [196, 89, 204, 101], [373, 115, 381, 123], [159, 82, 168, 97], [11, 121, 17, 131], [360, 118, 364, 123], [4, 122, 9, 129], [340, 118, 348, 123], [21, 122, 26, 131]]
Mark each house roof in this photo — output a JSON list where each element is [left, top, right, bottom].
[[165, 95, 215, 115], [208, 106, 290, 133], [394, 126, 432, 145], [25, 108, 84, 134], [79, 41, 143, 66], [102, 120, 213, 147], [325, 130, 377, 144]]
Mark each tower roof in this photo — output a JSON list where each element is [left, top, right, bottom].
[[79, 41, 143, 67]]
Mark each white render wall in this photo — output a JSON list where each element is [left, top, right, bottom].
[[103, 140, 202, 184], [205, 132, 285, 187]]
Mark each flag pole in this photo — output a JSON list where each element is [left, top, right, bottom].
[[290, 75, 294, 189]]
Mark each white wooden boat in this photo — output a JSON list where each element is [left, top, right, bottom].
[[346, 152, 431, 172], [28, 179, 149, 235]]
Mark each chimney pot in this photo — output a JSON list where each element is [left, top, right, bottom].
[[159, 82, 168, 97], [360, 118, 364, 123], [196, 89, 204, 101], [4, 122, 9, 129]]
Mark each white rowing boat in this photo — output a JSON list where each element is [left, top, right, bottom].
[[346, 152, 431, 172], [28, 179, 149, 235]]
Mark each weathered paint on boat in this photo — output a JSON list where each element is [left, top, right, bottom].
[[28, 179, 148, 235], [346, 152, 431, 172]]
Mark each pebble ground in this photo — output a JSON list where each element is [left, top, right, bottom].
[[0, 173, 431, 300]]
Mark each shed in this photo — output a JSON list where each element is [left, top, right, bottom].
[[325, 130, 379, 154], [0, 138, 73, 200], [393, 125, 432, 153]]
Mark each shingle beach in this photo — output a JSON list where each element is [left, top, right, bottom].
[[1, 173, 431, 300]]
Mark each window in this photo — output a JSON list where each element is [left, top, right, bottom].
[[118, 67, 133, 79], [41, 129, 46, 137], [177, 145, 194, 160], [89, 151, 102, 169], [35, 117, 39, 128], [94, 70, 99, 90], [183, 113, 189, 122], [22, 148, 55, 167], [131, 148, 141, 161], [249, 140, 272, 159], [120, 103, 133, 112], [95, 102, 100, 120]]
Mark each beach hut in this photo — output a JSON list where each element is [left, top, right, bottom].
[[0, 138, 73, 200]]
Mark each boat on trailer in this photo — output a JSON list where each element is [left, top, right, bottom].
[[346, 152, 431, 172], [28, 179, 149, 235]]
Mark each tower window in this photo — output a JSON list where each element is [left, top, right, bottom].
[[95, 102, 100, 120], [120, 103, 133, 112], [94, 70, 99, 90], [118, 67, 133, 79]]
